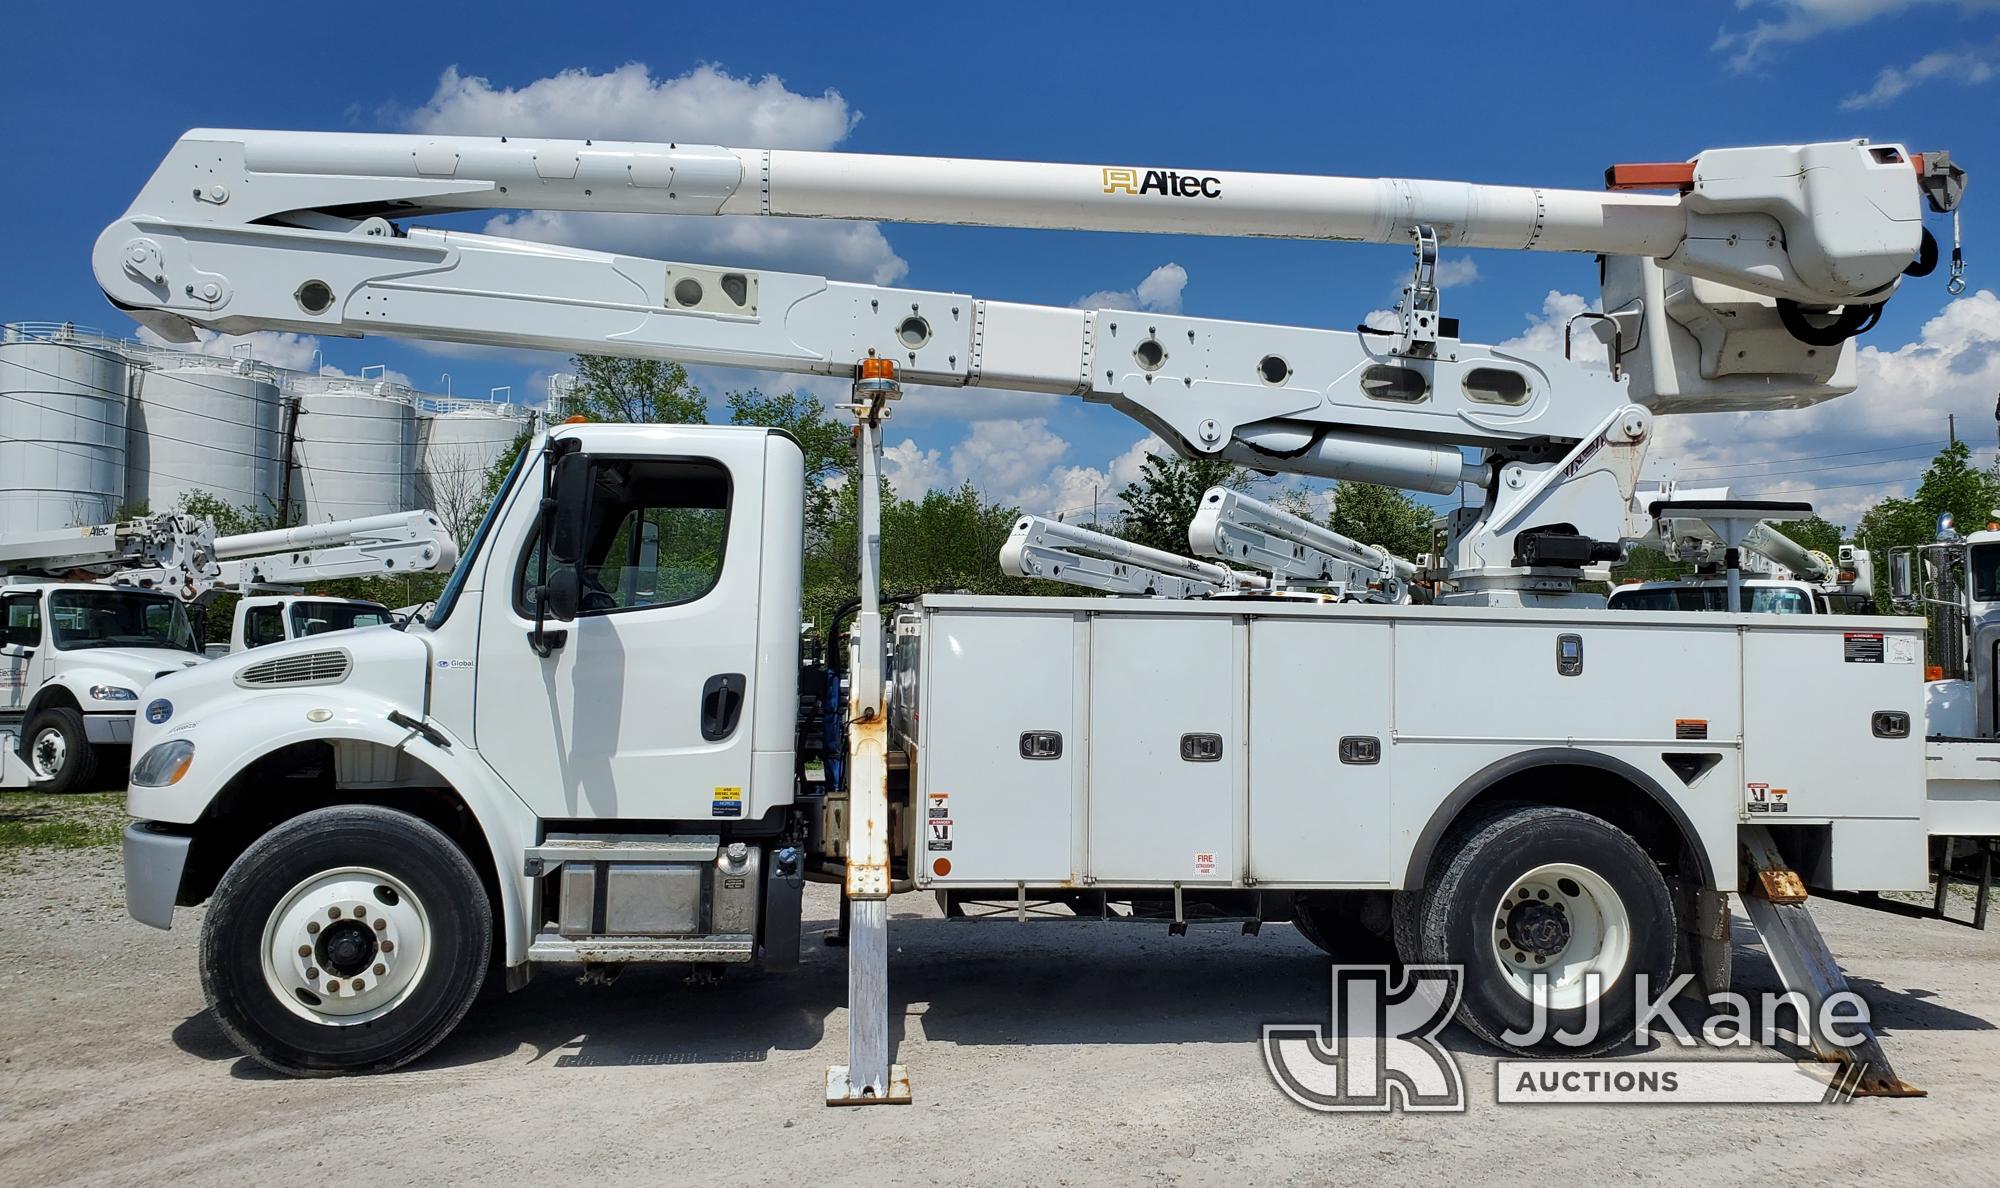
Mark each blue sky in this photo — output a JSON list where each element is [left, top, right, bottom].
[[4, 0, 1996, 527]]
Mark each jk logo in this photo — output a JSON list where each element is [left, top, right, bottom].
[[1263, 965, 1466, 1112]]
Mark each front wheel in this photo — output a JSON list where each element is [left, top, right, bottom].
[[22, 706, 97, 793], [200, 806, 492, 1076], [1401, 805, 1676, 1056]]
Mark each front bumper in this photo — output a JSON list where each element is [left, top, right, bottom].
[[84, 712, 134, 745], [123, 822, 192, 930]]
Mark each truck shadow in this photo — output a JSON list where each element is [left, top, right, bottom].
[[174, 910, 1994, 1079]]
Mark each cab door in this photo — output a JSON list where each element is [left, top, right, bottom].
[[0, 591, 41, 714], [473, 438, 767, 821]]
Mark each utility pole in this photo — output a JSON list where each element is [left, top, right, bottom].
[[1949, 412, 1957, 446]]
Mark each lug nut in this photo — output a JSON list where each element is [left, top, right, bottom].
[[326, 980, 340, 992], [306, 921, 320, 935], [373, 918, 387, 932], [351, 978, 365, 991], [328, 907, 342, 919], [306, 968, 319, 979], [380, 940, 394, 953], [373, 963, 386, 976], [1536, 890, 1549, 900], [1498, 938, 1512, 949], [353, 906, 366, 919], [1513, 952, 1526, 963], [298, 945, 312, 958]]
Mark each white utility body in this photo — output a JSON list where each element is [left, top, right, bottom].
[[1, 510, 455, 790], [92, 128, 1993, 1101]]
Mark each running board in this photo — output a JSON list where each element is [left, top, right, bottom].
[[1739, 825, 1924, 1097], [526, 932, 755, 963]]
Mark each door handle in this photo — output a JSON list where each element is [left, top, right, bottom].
[[700, 673, 747, 742]]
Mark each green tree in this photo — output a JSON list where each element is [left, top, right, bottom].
[[1856, 440, 2000, 607], [1116, 452, 1250, 553], [565, 355, 708, 424], [484, 427, 535, 501], [1327, 480, 1433, 562], [1768, 514, 1844, 562]]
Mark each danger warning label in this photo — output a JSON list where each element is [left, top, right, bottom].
[[1843, 633, 1884, 664]]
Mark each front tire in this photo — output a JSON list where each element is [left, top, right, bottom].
[[200, 806, 491, 1076], [1404, 805, 1675, 1056], [22, 706, 96, 793]]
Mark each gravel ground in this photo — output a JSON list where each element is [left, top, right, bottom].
[[0, 846, 1996, 1187]]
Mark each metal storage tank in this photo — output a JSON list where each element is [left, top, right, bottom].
[[288, 377, 418, 522], [126, 351, 286, 515], [415, 402, 533, 524], [0, 323, 131, 534]]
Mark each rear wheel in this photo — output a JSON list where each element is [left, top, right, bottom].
[[200, 806, 491, 1076], [1403, 805, 1675, 1056], [22, 706, 96, 793]]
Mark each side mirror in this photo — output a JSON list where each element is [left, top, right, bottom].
[[1889, 550, 1914, 604], [548, 452, 591, 566], [542, 566, 582, 623]]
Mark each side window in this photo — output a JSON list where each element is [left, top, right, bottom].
[[1, 595, 40, 648], [243, 605, 286, 649], [519, 458, 732, 615]]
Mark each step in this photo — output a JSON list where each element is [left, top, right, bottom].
[[526, 931, 755, 964], [523, 832, 720, 876]]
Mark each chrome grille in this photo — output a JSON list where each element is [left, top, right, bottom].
[[235, 649, 351, 688]]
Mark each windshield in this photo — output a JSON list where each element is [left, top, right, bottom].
[[288, 600, 391, 638], [425, 440, 530, 629], [1972, 543, 2000, 603], [1607, 584, 1812, 614], [49, 588, 198, 652]]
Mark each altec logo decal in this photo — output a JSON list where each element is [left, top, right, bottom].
[[1102, 166, 1222, 198]]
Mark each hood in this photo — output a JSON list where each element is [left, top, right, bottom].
[[132, 624, 434, 756], [60, 647, 204, 692]]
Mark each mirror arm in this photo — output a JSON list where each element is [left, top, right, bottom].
[[530, 438, 573, 657]]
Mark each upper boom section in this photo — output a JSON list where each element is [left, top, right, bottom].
[[108, 129, 1939, 306]]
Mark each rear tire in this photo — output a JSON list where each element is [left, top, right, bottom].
[[200, 805, 491, 1077], [1405, 805, 1675, 1056], [22, 706, 96, 794]]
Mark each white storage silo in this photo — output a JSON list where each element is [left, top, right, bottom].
[[289, 377, 418, 523], [126, 351, 286, 516], [0, 323, 131, 534], [415, 402, 533, 519]]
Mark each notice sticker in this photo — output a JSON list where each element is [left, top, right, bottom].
[[711, 786, 744, 817], [1843, 633, 1884, 664], [927, 792, 950, 819], [1885, 636, 1918, 665], [927, 818, 954, 852], [1193, 851, 1217, 877]]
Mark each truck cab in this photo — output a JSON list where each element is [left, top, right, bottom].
[[222, 595, 397, 654], [2, 581, 203, 791]]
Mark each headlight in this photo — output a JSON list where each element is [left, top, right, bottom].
[[131, 739, 195, 787], [88, 685, 138, 702]]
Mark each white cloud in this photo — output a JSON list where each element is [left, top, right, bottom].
[[403, 64, 907, 285], [134, 326, 416, 387], [1433, 257, 1482, 288], [1076, 263, 1188, 314], [404, 63, 858, 147], [1651, 289, 2000, 525], [1840, 39, 2000, 106], [1714, 0, 1996, 69], [1495, 290, 1593, 354], [880, 421, 1163, 519]]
